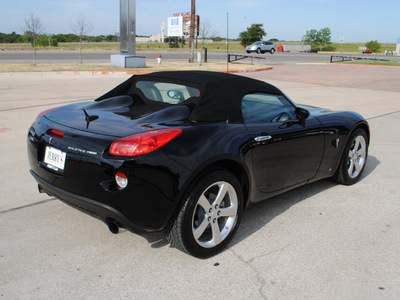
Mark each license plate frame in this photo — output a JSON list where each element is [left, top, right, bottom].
[[43, 146, 66, 173]]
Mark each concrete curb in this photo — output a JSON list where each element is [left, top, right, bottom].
[[55, 71, 149, 76], [53, 66, 273, 76], [224, 67, 273, 74]]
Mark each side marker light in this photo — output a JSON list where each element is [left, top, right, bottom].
[[115, 171, 128, 189]]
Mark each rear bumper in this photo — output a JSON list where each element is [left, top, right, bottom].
[[27, 117, 196, 233], [31, 170, 154, 233]]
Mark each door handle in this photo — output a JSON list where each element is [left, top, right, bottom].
[[254, 135, 272, 142]]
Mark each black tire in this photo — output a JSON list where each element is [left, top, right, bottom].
[[270, 48, 275, 54], [246, 51, 251, 54], [166, 170, 243, 258], [256, 48, 261, 54], [333, 128, 368, 185]]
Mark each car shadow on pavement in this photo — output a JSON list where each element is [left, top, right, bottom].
[[362, 155, 380, 179], [140, 231, 170, 249], [230, 155, 380, 249], [137, 155, 380, 253], [232, 179, 337, 246]]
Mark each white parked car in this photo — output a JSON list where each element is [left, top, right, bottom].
[[246, 41, 276, 54]]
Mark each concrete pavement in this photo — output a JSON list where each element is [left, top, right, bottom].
[[0, 65, 399, 299]]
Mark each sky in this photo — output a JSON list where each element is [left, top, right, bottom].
[[0, 0, 399, 43]]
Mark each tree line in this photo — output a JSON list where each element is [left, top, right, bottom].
[[0, 31, 119, 45], [239, 24, 334, 50], [239, 24, 382, 53]]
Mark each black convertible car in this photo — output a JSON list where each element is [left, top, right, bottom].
[[28, 71, 369, 258]]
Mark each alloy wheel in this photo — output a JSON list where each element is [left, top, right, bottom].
[[347, 135, 367, 179], [191, 181, 238, 248]]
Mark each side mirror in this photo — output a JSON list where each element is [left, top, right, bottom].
[[295, 107, 310, 127]]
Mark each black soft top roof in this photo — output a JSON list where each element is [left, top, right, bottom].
[[97, 71, 284, 123]]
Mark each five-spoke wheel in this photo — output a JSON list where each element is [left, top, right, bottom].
[[192, 181, 238, 248], [333, 128, 369, 185], [347, 135, 367, 179], [166, 170, 243, 258]]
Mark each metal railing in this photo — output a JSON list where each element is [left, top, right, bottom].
[[228, 54, 266, 65]]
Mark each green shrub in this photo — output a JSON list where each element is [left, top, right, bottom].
[[365, 40, 381, 52], [164, 37, 186, 48], [212, 37, 224, 42], [321, 45, 336, 51], [35, 35, 58, 47], [53, 34, 79, 43]]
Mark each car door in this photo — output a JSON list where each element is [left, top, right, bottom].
[[242, 93, 325, 193], [260, 42, 267, 52], [260, 42, 271, 51]]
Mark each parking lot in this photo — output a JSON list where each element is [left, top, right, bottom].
[[1, 64, 400, 299]]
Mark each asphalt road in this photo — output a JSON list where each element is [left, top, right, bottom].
[[1, 50, 399, 65], [1, 65, 400, 299]]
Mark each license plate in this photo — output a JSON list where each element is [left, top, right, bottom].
[[44, 146, 66, 172]]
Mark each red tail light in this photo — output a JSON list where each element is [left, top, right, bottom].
[[36, 106, 62, 120], [50, 129, 64, 139], [109, 128, 183, 157]]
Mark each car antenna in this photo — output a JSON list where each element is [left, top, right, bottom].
[[83, 109, 99, 129]]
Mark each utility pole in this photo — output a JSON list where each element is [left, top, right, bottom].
[[189, 0, 195, 63], [226, 13, 229, 72], [111, 0, 145, 68]]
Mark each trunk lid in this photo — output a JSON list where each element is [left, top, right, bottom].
[[44, 95, 190, 137]]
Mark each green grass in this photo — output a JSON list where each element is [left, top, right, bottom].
[[337, 60, 400, 66], [195, 43, 244, 51], [137, 43, 243, 51], [0, 42, 245, 52], [250, 41, 397, 54], [0, 42, 397, 54], [329, 43, 396, 54]]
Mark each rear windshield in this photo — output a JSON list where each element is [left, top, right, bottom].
[[135, 81, 201, 104]]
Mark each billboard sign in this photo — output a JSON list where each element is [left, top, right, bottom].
[[173, 12, 200, 36], [168, 16, 183, 37]]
